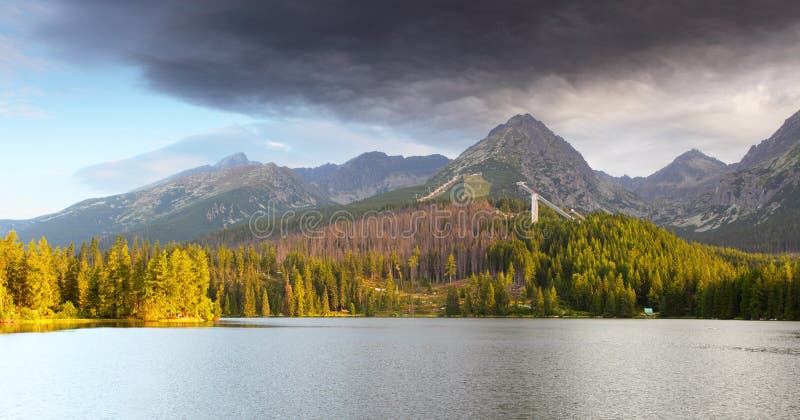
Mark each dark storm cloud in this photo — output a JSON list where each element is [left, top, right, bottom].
[[33, 0, 800, 174]]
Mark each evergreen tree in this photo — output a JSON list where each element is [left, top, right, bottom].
[[321, 288, 330, 316], [485, 283, 496, 315], [535, 287, 545, 317], [243, 280, 256, 317], [445, 286, 460, 316], [282, 279, 294, 316], [291, 267, 305, 316], [260, 287, 271, 317]]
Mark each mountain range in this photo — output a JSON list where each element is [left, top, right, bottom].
[[1, 152, 449, 245], [295, 152, 449, 204], [2, 110, 799, 252]]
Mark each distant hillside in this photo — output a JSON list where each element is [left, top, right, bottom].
[[673, 111, 800, 252], [602, 110, 800, 252]]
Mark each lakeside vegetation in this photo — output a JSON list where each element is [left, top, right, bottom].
[[1, 199, 799, 322]]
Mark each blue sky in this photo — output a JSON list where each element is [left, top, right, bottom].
[[3, 1, 800, 219], [2, 61, 253, 218], [0, 58, 441, 218], [0, 4, 442, 219]]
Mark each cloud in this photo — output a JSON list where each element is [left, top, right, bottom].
[[0, 85, 49, 119], [73, 118, 439, 193], [266, 141, 290, 151], [33, 0, 800, 175], [0, 35, 50, 74]]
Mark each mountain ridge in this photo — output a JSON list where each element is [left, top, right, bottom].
[[4, 110, 800, 252], [602, 148, 730, 201], [295, 151, 450, 204]]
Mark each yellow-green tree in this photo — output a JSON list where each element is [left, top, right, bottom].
[[260, 287, 271, 316], [25, 238, 59, 315], [445, 253, 456, 284]]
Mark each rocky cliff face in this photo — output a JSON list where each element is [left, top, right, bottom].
[[600, 109, 800, 251], [669, 110, 800, 232]]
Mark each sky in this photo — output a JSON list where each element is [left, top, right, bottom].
[[2, 0, 800, 219]]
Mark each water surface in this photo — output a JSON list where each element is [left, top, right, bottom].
[[1, 318, 798, 418]]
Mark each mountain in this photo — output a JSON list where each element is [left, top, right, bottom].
[[2, 151, 449, 245], [426, 114, 647, 215], [294, 152, 450, 204], [5, 155, 326, 245], [292, 163, 339, 184], [135, 152, 260, 191], [670, 110, 800, 252], [601, 149, 730, 201]]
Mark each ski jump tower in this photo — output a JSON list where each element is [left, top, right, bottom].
[[516, 181, 584, 223]]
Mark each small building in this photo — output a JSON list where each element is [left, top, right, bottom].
[[644, 307, 654, 315]]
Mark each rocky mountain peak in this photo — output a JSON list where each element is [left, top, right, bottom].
[[215, 152, 258, 169], [675, 148, 713, 162], [431, 113, 646, 215], [488, 113, 554, 139], [662, 149, 727, 177]]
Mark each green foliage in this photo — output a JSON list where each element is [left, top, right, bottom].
[[445, 287, 460, 317], [260, 287, 271, 317], [0, 202, 798, 321], [54, 301, 79, 319]]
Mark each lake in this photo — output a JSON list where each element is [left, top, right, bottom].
[[1, 318, 799, 419]]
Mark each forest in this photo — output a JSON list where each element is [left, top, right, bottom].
[[1, 199, 799, 321]]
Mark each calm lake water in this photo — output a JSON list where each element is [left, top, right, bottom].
[[1, 318, 799, 419]]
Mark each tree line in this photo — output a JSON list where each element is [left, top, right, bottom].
[[1, 200, 798, 321]]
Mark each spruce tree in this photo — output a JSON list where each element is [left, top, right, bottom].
[[260, 287, 271, 317], [445, 286, 460, 317]]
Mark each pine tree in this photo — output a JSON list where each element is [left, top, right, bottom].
[[282, 279, 294, 316], [321, 288, 330, 316], [260, 287, 271, 317], [485, 283, 496, 315], [25, 238, 59, 315], [445, 286, 460, 316], [535, 287, 545, 317], [243, 281, 256, 317], [461, 286, 473, 316], [3, 232, 25, 313], [291, 267, 305, 316], [545, 286, 558, 316], [141, 251, 168, 321], [0, 237, 13, 320]]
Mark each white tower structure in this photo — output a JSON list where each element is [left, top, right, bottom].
[[516, 181, 577, 222]]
